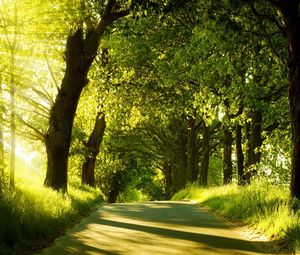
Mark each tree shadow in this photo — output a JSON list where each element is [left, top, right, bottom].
[[36, 202, 288, 255], [98, 202, 230, 229]]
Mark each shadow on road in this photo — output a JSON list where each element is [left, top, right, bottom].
[[37, 202, 286, 255]]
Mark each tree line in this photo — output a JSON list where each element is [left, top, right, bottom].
[[0, 0, 300, 202]]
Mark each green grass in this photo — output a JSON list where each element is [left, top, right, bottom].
[[172, 181, 300, 253], [0, 177, 104, 255]]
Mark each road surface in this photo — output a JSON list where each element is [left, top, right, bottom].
[[36, 201, 270, 255]]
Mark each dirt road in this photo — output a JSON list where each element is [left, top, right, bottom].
[[36, 201, 270, 255]]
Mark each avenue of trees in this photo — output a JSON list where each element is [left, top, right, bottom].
[[0, 0, 300, 202]]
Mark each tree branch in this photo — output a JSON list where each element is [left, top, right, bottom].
[[15, 113, 45, 141], [249, 2, 285, 65], [44, 52, 59, 92]]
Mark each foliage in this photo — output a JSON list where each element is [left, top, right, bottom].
[[172, 181, 300, 253], [0, 0, 297, 252]]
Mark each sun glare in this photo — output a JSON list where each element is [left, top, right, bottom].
[[16, 145, 38, 165]]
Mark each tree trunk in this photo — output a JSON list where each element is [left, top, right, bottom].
[[223, 128, 233, 185], [275, 1, 300, 199], [10, 50, 16, 190], [171, 122, 188, 196], [236, 124, 245, 185], [44, 29, 92, 191], [0, 83, 4, 194], [107, 170, 123, 203], [249, 109, 262, 166], [245, 109, 262, 183], [82, 112, 106, 186], [44, 2, 129, 191], [199, 124, 210, 186], [163, 163, 172, 199], [187, 117, 198, 183]]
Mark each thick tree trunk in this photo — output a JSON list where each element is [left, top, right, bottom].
[[235, 124, 245, 185], [82, 113, 106, 186], [44, 2, 129, 191], [199, 124, 210, 186], [187, 117, 198, 183], [276, 1, 300, 199], [223, 128, 233, 185], [44, 29, 92, 191]]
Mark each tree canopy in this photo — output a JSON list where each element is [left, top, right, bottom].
[[0, 0, 299, 202]]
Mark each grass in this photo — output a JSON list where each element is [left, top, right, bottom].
[[0, 176, 104, 255], [172, 181, 300, 253]]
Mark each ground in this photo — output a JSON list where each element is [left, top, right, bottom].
[[34, 201, 289, 255]]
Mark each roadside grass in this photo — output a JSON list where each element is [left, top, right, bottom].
[[172, 181, 300, 253], [0, 176, 104, 255]]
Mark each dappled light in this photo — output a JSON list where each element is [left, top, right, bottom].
[[37, 203, 267, 255], [0, 0, 299, 254]]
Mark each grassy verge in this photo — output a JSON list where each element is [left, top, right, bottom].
[[0, 177, 104, 255], [172, 181, 300, 253]]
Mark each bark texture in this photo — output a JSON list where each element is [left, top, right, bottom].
[[199, 124, 210, 186], [223, 128, 233, 185], [0, 83, 4, 195], [163, 118, 188, 199], [44, 1, 129, 191], [235, 124, 245, 185], [245, 109, 262, 183], [82, 113, 106, 186], [276, 1, 300, 198], [187, 117, 198, 182], [246, 110, 262, 167]]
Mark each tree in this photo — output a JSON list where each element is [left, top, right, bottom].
[[272, 0, 300, 199], [44, 0, 130, 191], [82, 111, 106, 186], [233, 0, 300, 198]]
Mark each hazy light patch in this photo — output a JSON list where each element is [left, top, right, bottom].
[[218, 109, 225, 121], [16, 145, 38, 165]]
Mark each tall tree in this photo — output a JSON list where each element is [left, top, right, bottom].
[[239, 0, 300, 198], [44, 0, 130, 191], [0, 0, 21, 189], [272, 0, 300, 199]]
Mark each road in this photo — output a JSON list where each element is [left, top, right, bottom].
[[36, 201, 270, 255]]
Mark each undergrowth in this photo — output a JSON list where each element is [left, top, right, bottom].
[[0, 177, 103, 255], [172, 181, 300, 253]]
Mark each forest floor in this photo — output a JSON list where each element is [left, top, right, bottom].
[[32, 201, 283, 255]]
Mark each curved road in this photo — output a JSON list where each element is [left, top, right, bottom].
[[36, 201, 270, 255]]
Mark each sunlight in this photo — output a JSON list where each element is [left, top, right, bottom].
[[15, 144, 37, 165]]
